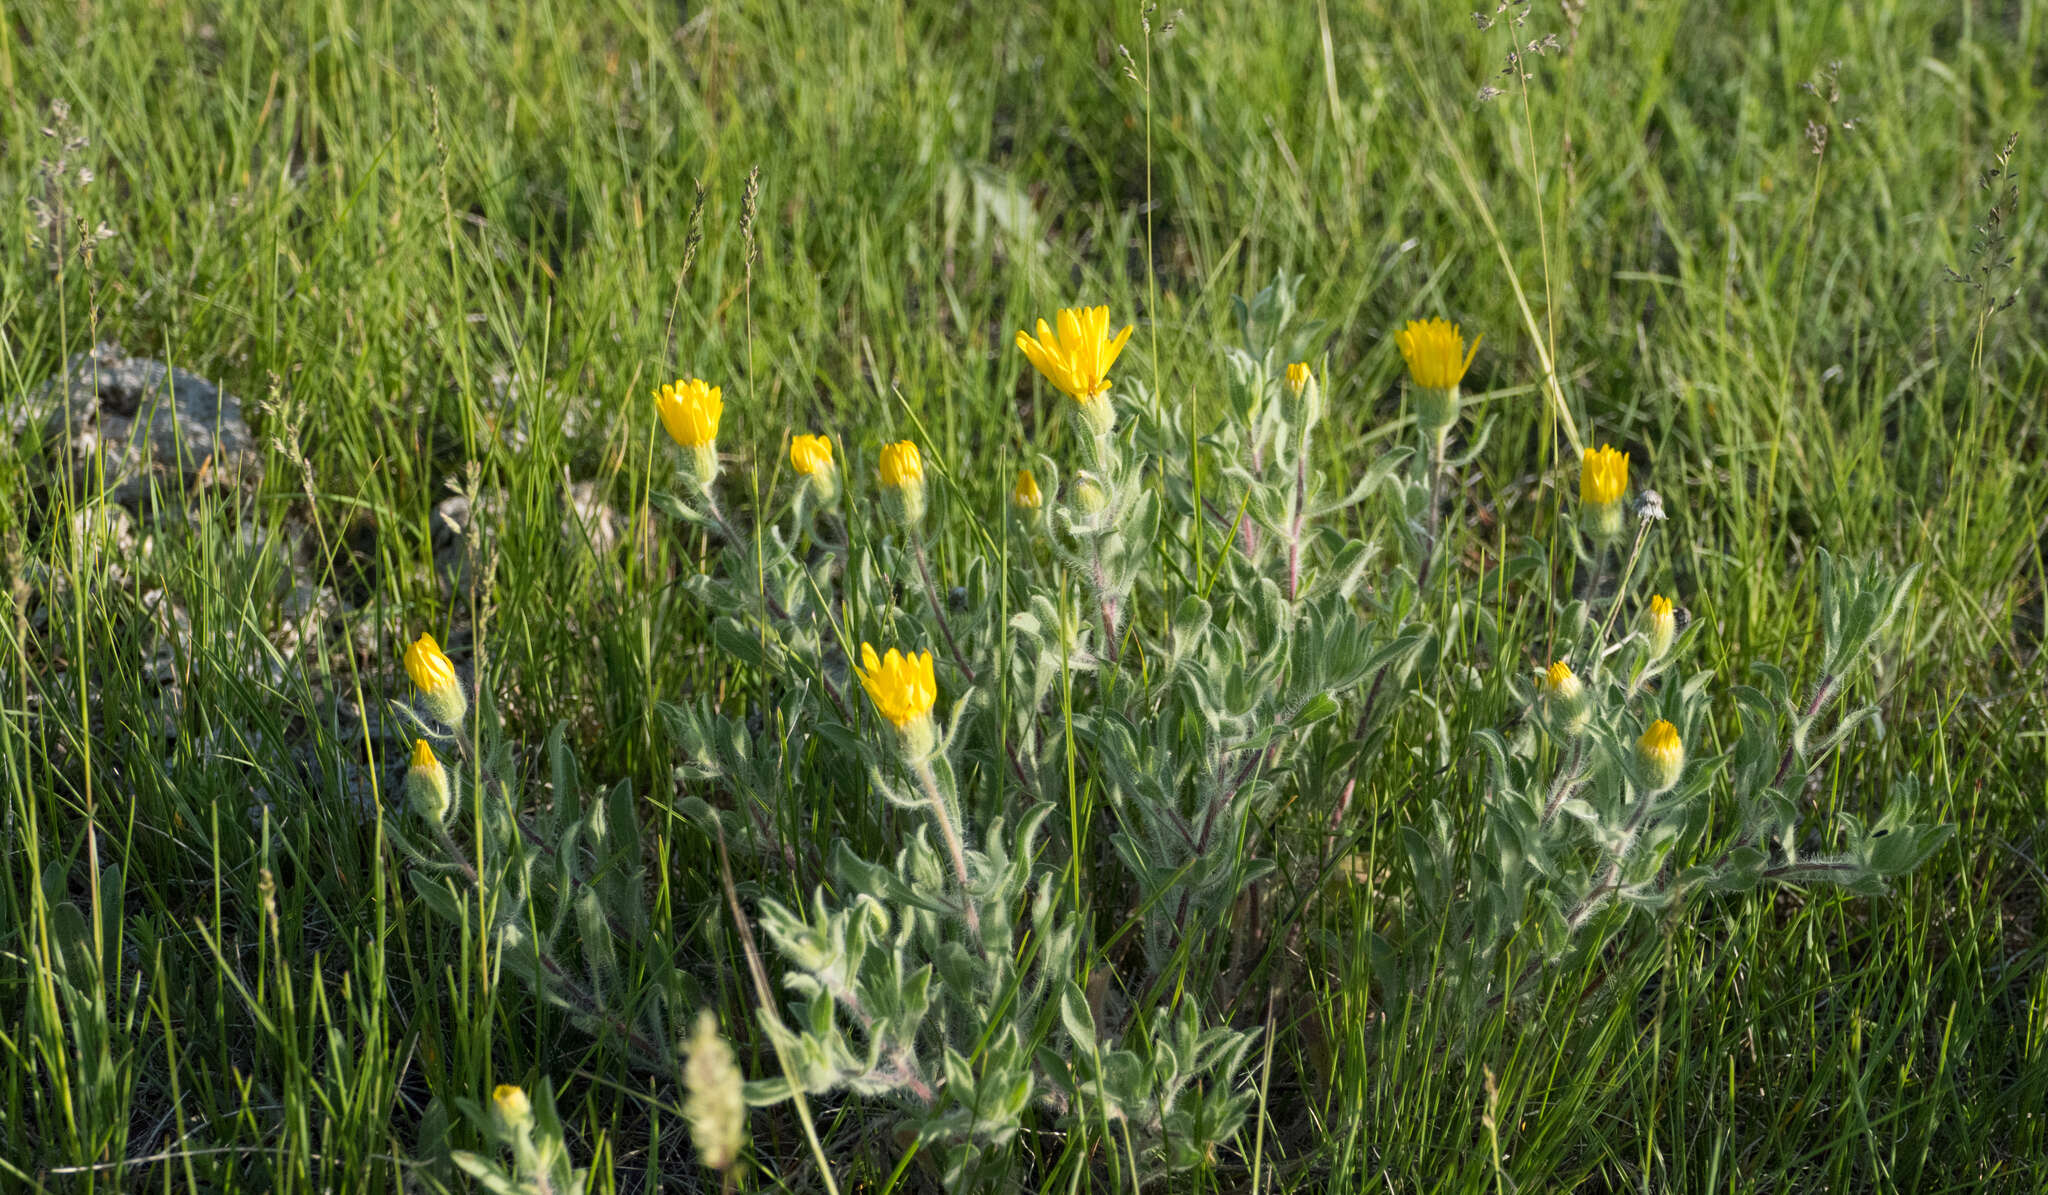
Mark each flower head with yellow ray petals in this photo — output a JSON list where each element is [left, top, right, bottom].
[[1394, 318, 1481, 392], [1015, 306, 1134, 404], [653, 378, 723, 448], [404, 632, 467, 728], [1579, 443, 1631, 542], [856, 643, 938, 756], [790, 434, 833, 476], [1580, 444, 1630, 506], [789, 433, 837, 502]]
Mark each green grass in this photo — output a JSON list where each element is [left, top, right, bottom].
[[3, 0, 2045, 1189]]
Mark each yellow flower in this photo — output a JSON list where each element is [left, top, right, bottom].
[[1580, 444, 1630, 507], [1394, 318, 1480, 391], [653, 378, 723, 447], [404, 632, 467, 728], [790, 433, 837, 502], [1578, 443, 1630, 543], [878, 440, 923, 490], [405, 738, 452, 823], [1011, 469, 1043, 511], [1637, 719, 1685, 792], [404, 632, 455, 693], [1534, 659, 1583, 701], [856, 643, 937, 731], [1285, 362, 1312, 397], [877, 440, 927, 525], [1535, 659, 1589, 736], [1645, 594, 1677, 658], [1015, 306, 1134, 404], [492, 1084, 532, 1130], [789, 433, 833, 476]]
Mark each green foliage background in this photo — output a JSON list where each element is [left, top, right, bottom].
[[1, 0, 2044, 1189]]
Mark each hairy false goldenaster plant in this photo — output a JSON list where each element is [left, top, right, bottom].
[[382, 270, 1948, 1190]]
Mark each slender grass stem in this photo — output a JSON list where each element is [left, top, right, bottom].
[[913, 534, 975, 682]]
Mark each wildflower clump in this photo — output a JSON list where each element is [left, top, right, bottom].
[[379, 269, 1949, 1189]]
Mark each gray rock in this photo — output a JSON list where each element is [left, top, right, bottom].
[[138, 588, 191, 685], [22, 343, 263, 507], [432, 490, 495, 588], [564, 479, 623, 556]]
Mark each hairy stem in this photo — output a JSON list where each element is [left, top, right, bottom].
[[1771, 673, 1838, 790], [1540, 739, 1587, 825], [1286, 427, 1310, 600], [1416, 427, 1448, 589], [913, 757, 982, 940]]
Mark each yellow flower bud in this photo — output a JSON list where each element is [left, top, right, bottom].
[[404, 632, 467, 729], [789, 433, 833, 476], [878, 440, 923, 490], [1578, 444, 1630, 543], [491, 1083, 532, 1131], [404, 738, 452, 824], [1637, 719, 1685, 793], [1285, 362, 1312, 397], [790, 433, 836, 502], [1534, 659, 1590, 736], [1535, 659, 1583, 702], [878, 440, 927, 527], [1011, 469, 1043, 512], [1644, 593, 1677, 658]]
